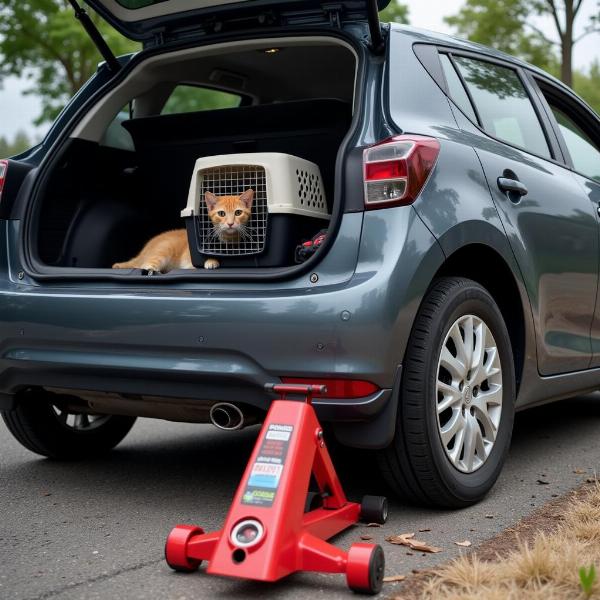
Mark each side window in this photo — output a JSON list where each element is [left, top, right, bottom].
[[161, 85, 242, 115], [439, 54, 478, 123], [100, 107, 135, 151], [549, 105, 600, 182], [452, 56, 551, 159]]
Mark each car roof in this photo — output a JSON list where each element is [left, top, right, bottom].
[[389, 23, 570, 94]]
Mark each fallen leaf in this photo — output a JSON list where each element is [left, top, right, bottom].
[[418, 528, 431, 532], [454, 540, 472, 547], [366, 522, 382, 528], [485, 514, 494, 519], [573, 468, 586, 474], [360, 534, 373, 541], [386, 533, 442, 553], [537, 479, 550, 485], [383, 575, 406, 583]]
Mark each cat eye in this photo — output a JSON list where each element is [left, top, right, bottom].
[[234, 210, 243, 216], [217, 210, 226, 217]]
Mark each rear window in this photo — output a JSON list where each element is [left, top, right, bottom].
[[161, 85, 242, 115], [439, 54, 478, 122], [447, 55, 551, 159]]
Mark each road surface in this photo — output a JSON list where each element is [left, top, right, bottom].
[[1, 394, 599, 599]]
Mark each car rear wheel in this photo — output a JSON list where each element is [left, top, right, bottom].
[[2, 388, 136, 459], [378, 277, 515, 507]]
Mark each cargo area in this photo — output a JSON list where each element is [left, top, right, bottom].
[[30, 39, 357, 275]]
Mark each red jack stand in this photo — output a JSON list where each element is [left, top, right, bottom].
[[165, 383, 388, 594]]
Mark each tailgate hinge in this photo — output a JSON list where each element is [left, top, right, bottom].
[[153, 30, 166, 46], [323, 3, 343, 28]]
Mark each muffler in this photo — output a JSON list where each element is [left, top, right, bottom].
[[209, 402, 246, 431]]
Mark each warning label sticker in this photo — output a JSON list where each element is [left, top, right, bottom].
[[241, 423, 293, 507]]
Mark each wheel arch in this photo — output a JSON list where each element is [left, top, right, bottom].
[[433, 243, 526, 393]]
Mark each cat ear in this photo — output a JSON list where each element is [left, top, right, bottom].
[[240, 189, 254, 209], [204, 191, 218, 211]]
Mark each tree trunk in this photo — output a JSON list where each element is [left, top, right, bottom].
[[560, 0, 574, 87]]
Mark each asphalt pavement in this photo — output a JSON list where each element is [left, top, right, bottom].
[[2, 394, 600, 600]]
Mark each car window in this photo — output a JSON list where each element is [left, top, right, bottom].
[[161, 85, 242, 115], [439, 54, 478, 123], [101, 107, 135, 151], [452, 56, 551, 159], [549, 105, 600, 182]]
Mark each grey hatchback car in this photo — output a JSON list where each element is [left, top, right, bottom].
[[2, 0, 600, 508]]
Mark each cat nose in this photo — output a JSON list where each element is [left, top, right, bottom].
[[227, 223, 234, 228]]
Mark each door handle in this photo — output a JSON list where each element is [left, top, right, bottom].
[[497, 177, 528, 197]]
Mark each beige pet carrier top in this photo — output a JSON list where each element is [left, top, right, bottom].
[[181, 153, 329, 257]]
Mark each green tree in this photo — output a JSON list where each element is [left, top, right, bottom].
[[573, 60, 600, 114], [379, 1, 409, 24], [0, 0, 139, 125], [0, 130, 33, 157], [445, 0, 600, 87], [161, 85, 242, 115]]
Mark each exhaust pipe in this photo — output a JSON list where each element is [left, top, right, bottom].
[[209, 403, 245, 431]]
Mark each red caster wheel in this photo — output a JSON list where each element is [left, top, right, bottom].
[[346, 543, 385, 595], [165, 524, 204, 572]]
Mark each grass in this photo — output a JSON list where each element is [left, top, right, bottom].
[[411, 484, 600, 600]]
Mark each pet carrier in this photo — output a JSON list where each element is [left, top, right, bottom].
[[181, 153, 330, 268]]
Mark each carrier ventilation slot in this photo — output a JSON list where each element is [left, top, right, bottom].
[[196, 165, 267, 256], [296, 169, 326, 210]]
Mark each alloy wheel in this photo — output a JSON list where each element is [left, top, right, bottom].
[[436, 314, 503, 473]]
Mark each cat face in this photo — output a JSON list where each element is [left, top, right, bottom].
[[204, 189, 254, 243]]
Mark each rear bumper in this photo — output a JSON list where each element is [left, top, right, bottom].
[[0, 206, 445, 448], [0, 345, 393, 420], [0, 350, 400, 449]]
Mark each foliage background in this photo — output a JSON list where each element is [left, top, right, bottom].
[[0, 0, 598, 154]]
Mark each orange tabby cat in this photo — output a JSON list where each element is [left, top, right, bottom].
[[112, 189, 254, 272]]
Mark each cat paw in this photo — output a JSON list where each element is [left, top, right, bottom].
[[204, 258, 220, 270], [142, 264, 161, 273]]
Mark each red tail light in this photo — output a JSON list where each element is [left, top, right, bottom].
[[280, 377, 380, 399], [363, 135, 440, 209], [0, 160, 7, 203]]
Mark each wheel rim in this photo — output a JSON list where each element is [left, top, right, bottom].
[[436, 314, 503, 473], [51, 405, 111, 432]]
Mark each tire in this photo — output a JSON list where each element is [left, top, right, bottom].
[[359, 495, 388, 524], [304, 491, 323, 513], [378, 277, 515, 508], [2, 388, 136, 459]]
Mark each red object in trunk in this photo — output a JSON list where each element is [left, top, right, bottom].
[[164, 383, 387, 594]]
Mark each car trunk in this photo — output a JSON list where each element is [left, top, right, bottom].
[[29, 37, 360, 277]]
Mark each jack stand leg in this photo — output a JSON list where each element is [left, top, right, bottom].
[[164, 383, 387, 595]]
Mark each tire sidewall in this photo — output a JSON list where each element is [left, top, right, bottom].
[[5, 389, 136, 459], [419, 283, 515, 503]]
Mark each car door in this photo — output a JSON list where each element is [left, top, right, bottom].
[[439, 52, 598, 375], [529, 78, 600, 367]]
